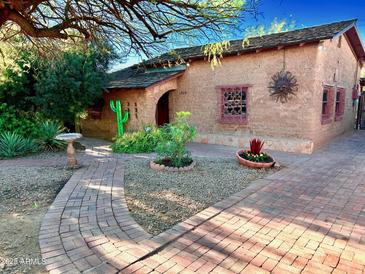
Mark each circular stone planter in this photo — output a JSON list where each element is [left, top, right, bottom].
[[150, 160, 196, 172], [236, 149, 275, 168]]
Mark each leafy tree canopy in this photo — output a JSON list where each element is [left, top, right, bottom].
[[33, 48, 110, 123], [203, 18, 297, 68], [0, 42, 115, 124], [243, 18, 296, 39]]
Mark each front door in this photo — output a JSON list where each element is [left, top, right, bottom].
[[156, 92, 169, 126]]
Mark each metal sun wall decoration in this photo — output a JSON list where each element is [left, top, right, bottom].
[[268, 70, 298, 103]]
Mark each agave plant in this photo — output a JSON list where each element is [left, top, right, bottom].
[[0, 132, 39, 158], [249, 138, 264, 155], [35, 121, 66, 151]]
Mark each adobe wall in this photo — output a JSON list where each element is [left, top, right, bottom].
[[169, 43, 321, 153], [80, 77, 179, 140], [310, 35, 360, 148], [80, 88, 146, 139]]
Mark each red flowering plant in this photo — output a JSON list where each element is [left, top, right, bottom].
[[240, 138, 271, 163], [250, 138, 264, 154]]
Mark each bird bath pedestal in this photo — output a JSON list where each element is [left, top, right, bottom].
[[56, 133, 82, 168]]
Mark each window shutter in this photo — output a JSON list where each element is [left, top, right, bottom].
[[328, 87, 335, 116], [322, 86, 334, 125], [339, 88, 345, 115]]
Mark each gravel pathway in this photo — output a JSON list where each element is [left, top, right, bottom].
[[124, 156, 277, 235]]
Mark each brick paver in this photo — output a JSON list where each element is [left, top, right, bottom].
[[39, 133, 365, 273]]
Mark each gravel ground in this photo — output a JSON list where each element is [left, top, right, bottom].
[[124, 157, 276, 235], [0, 165, 72, 274]]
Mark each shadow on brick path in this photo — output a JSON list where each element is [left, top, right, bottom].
[[38, 132, 365, 273]]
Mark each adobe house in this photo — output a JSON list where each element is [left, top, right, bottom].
[[81, 19, 365, 153]]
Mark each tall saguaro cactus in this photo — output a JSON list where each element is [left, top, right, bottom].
[[110, 99, 129, 137]]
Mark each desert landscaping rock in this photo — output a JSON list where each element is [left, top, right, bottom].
[[0, 164, 72, 274], [125, 157, 275, 235]]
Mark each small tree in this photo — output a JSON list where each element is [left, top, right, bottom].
[[156, 112, 197, 167], [33, 48, 110, 126], [0, 43, 114, 128], [0, 46, 37, 111]]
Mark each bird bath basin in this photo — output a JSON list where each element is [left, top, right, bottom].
[[56, 133, 82, 168]]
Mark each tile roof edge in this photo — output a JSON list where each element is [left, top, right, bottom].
[[110, 19, 358, 74], [107, 70, 184, 89], [153, 19, 358, 53]]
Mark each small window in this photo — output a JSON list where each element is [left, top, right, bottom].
[[335, 88, 345, 121], [335, 90, 340, 113], [322, 91, 328, 115], [134, 102, 138, 119], [218, 86, 248, 124], [321, 86, 334, 125], [126, 102, 130, 120], [87, 98, 104, 119]]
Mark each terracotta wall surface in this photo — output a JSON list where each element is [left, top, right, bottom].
[[144, 77, 179, 124], [80, 77, 179, 139], [311, 35, 360, 148], [81, 88, 146, 139], [169, 43, 321, 152]]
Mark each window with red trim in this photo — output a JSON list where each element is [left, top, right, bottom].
[[321, 86, 334, 125], [335, 88, 345, 121], [218, 86, 248, 124]]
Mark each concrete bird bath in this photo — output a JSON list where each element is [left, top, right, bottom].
[[56, 133, 82, 168]]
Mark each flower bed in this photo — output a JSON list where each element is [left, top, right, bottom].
[[236, 138, 275, 168], [150, 159, 196, 172], [236, 149, 275, 168]]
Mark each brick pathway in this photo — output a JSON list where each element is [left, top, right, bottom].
[[39, 133, 365, 274]]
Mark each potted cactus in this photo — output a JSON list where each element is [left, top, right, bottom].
[[236, 138, 275, 168]]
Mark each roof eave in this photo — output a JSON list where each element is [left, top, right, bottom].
[[107, 71, 185, 89], [332, 21, 356, 39], [343, 25, 365, 62]]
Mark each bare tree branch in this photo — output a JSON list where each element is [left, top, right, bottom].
[[0, 0, 259, 57]]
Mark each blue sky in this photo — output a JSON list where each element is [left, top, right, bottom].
[[257, 0, 365, 36], [112, 0, 365, 71]]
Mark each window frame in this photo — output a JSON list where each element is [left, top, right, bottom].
[[216, 85, 250, 124], [335, 87, 345, 121], [321, 86, 334, 125]]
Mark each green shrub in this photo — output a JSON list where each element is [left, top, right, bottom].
[[155, 112, 197, 167], [0, 132, 39, 158], [0, 103, 40, 137], [33, 120, 66, 151], [111, 126, 163, 153]]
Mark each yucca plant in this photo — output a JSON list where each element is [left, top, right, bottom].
[[249, 138, 264, 155], [0, 132, 39, 158], [35, 121, 66, 151]]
